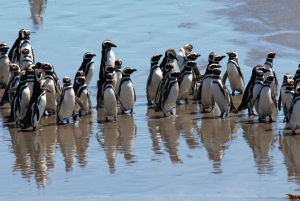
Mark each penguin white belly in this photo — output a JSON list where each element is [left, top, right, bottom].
[[58, 90, 75, 120], [252, 84, 262, 113], [103, 88, 118, 117], [45, 79, 57, 112], [119, 81, 135, 111], [0, 56, 10, 86], [19, 42, 33, 65], [285, 94, 293, 112], [178, 74, 193, 100], [27, 82, 34, 97], [177, 50, 184, 70], [74, 88, 89, 114], [212, 82, 229, 113], [147, 69, 163, 101], [112, 74, 118, 90], [33, 93, 46, 127], [19, 87, 30, 119], [264, 70, 277, 96], [163, 83, 179, 114], [289, 103, 300, 132], [114, 72, 122, 93], [20, 56, 33, 69], [85, 64, 94, 86], [227, 65, 244, 93], [106, 50, 115, 67], [201, 77, 213, 107], [258, 88, 273, 118], [280, 86, 286, 106]]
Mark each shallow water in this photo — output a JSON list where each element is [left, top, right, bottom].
[[1, 0, 300, 200]]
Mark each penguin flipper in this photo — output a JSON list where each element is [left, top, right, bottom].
[[114, 89, 125, 112], [272, 94, 278, 108], [236, 66, 245, 84], [8, 88, 17, 92], [75, 96, 84, 110], [222, 71, 228, 84], [96, 94, 103, 110], [273, 70, 279, 88], [278, 92, 282, 111], [134, 88, 136, 102]]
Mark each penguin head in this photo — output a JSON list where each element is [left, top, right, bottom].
[[0, 42, 9, 53], [212, 54, 226, 63], [212, 68, 222, 76], [63, 77, 72, 85], [19, 71, 28, 83], [208, 63, 221, 70], [9, 64, 20, 73], [186, 60, 196, 69], [23, 29, 31, 39], [106, 73, 114, 81], [25, 66, 35, 75], [165, 63, 175, 71], [122, 67, 137, 75], [84, 52, 96, 60], [186, 53, 201, 61], [182, 44, 193, 54], [21, 47, 30, 55], [256, 70, 264, 78], [77, 76, 86, 84], [18, 29, 25, 38], [283, 73, 292, 82], [166, 49, 178, 61], [227, 51, 238, 59], [115, 59, 122, 69], [169, 71, 180, 79], [150, 54, 163, 64], [42, 62, 54, 72], [75, 70, 85, 78], [267, 52, 276, 59], [208, 52, 217, 63], [105, 65, 115, 74], [35, 62, 43, 70], [102, 40, 117, 48], [265, 75, 275, 82], [256, 65, 270, 73], [286, 79, 294, 87]]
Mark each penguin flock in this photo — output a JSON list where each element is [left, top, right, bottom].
[[1, 29, 300, 135]]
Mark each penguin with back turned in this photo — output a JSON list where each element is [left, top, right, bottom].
[[118, 67, 137, 114], [0, 42, 10, 88], [19, 29, 35, 66], [177, 44, 193, 70], [77, 52, 96, 86], [8, 28, 24, 64]]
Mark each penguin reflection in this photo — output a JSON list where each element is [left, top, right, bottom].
[[29, 0, 47, 25], [146, 108, 163, 155], [279, 135, 300, 184], [242, 120, 276, 175]]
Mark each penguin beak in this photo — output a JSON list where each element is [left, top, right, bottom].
[[131, 68, 137, 72], [221, 55, 226, 59], [111, 42, 117, 48], [196, 54, 201, 57]]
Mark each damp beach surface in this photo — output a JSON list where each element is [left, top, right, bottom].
[[1, 0, 300, 200]]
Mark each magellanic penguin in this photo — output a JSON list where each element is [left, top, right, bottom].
[[211, 68, 237, 118], [293, 67, 300, 88], [288, 86, 300, 134], [43, 62, 62, 115], [19, 29, 35, 66], [250, 70, 265, 114], [177, 44, 193, 70], [146, 54, 163, 105], [8, 71, 30, 125], [20, 47, 34, 69], [23, 65, 35, 97], [0, 64, 20, 106], [263, 52, 278, 97], [278, 73, 292, 112], [283, 79, 294, 123], [0, 42, 10, 88], [118, 67, 137, 114], [222, 51, 244, 95], [98, 39, 117, 80], [177, 60, 195, 105], [256, 75, 277, 123], [97, 66, 116, 106], [96, 73, 124, 122], [114, 59, 122, 93], [73, 73, 91, 117], [160, 71, 180, 117], [77, 52, 96, 86], [57, 77, 83, 124], [160, 49, 178, 73], [237, 65, 270, 115], [8, 29, 24, 64], [21, 79, 51, 131]]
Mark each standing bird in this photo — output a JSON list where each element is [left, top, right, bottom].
[[263, 52, 278, 96], [96, 73, 124, 122], [8, 28, 24, 64], [146, 54, 163, 105], [293, 67, 300, 88], [250, 70, 265, 114], [97, 66, 116, 107], [21, 79, 50, 131], [177, 44, 193, 70], [278, 73, 292, 112], [283, 79, 294, 123], [114, 59, 122, 93], [288, 86, 300, 135], [73, 73, 91, 117], [0, 64, 20, 106], [222, 51, 244, 95], [20, 47, 34, 69], [257, 75, 277, 123], [118, 67, 137, 114], [0, 42, 10, 88], [57, 77, 83, 124], [18, 29, 35, 66], [211, 68, 237, 118], [24, 65, 35, 96], [177, 60, 195, 105], [77, 52, 96, 86], [8, 71, 30, 125]]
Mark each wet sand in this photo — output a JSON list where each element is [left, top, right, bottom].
[[1, 0, 300, 200]]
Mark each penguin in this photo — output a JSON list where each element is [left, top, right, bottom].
[[293, 67, 300, 88], [222, 51, 244, 95], [57, 77, 83, 124], [0, 64, 20, 106], [98, 39, 117, 81], [97, 66, 116, 106], [278, 73, 292, 112], [43, 62, 62, 115], [21, 78, 50, 131], [77, 52, 96, 86], [288, 86, 300, 135], [118, 67, 137, 113], [160, 49, 178, 73], [263, 52, 278, 97], [160, 71, 180, 117], [8, 28, 24, 64], [18, 29, 35, 66], [250, 70, 265, 114], [114, 59, 122, 93], [8, 71, 30, 125], [177, 60, 195, 105], [19, 47, 34, 69], [73, 73, 91, 117], [146, 54, 163, 105], [24, 65, 35, 96], [177, 44, 193, 70], [96, 73, 124, 122], [211, 68, 237, 118], [283, 79, 294, 123], [0, 42, 10, 88], [256, 75, 277, 123]]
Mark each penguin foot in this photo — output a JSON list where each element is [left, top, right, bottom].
[[292, 130, 296, 135], [33, 126, 37, 131], [130, 109, 134, 114], [106, 117, 109, 122], [231, 91, 235, 96], [259, 118, 263, 123], [185, 99, 189, 104], [147, 101, 153, 106], [170, 111, 174, 115], [269, 117, 274, 123], [114, 117, 118, 122]]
